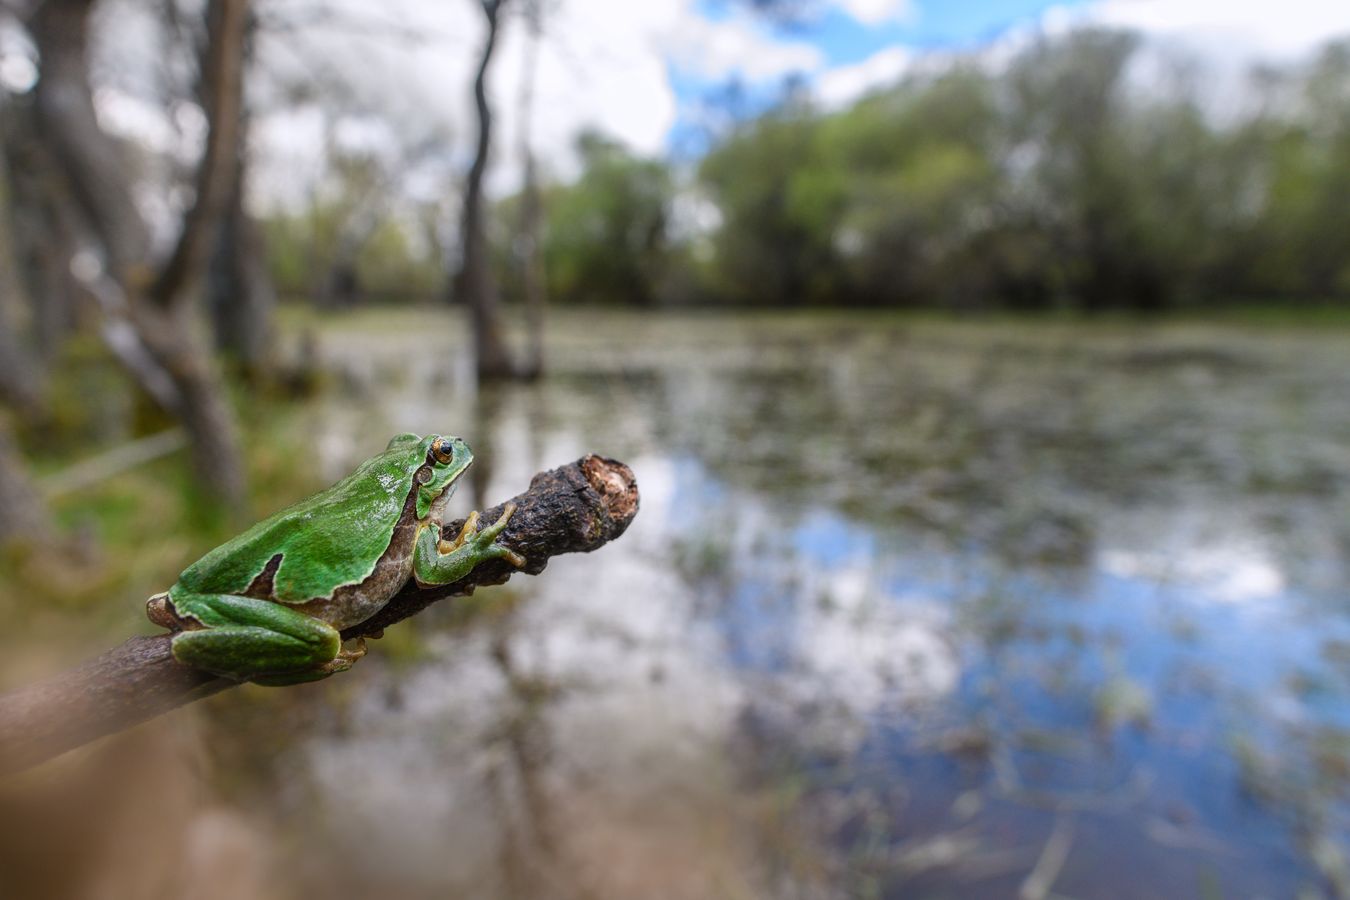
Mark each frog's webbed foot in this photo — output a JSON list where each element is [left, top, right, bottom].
[[414, 503, 527, 586], [464, 504, 526, 566], [472, 503, 527, 568], [441, 504, 525, 566], [439, 510, 481, 554]]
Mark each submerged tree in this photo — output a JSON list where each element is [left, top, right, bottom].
[[453, 0, 516, 379], [206, 7, 277, 381], [514, 0, 546, 378]]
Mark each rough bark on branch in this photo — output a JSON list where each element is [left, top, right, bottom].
[[0, 455, 638, 776]]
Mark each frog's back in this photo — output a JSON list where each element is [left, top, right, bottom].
[[175, 448, 419, 603]]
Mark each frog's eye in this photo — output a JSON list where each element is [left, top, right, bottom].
[[429, 437, 455, 466]]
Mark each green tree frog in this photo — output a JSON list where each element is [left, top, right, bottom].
[[147, 433, 524, 685]]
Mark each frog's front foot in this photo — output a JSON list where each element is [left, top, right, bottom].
[[439, 510, 481, 554], [439, 504, 525, 566], [413, 503, 526, 586], [473, 503, 527, 568]]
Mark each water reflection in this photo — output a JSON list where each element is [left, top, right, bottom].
[[226, 314, 1350, 898]]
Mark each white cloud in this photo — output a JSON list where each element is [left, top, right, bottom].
[[1026, 0, 1349, 68], [661, 8, 824, 82], [815, 45, 913, 107], [250, 0, 686, 208], [810, 0, 1347, 112], [1087, 0, 1350, 59], [80, 0, 1350, 217], [836, 0, 916, 27], [249, 0, 834, 210]]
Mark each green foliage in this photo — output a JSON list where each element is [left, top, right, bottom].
[[689, 30, 1350, 311], [538, 132, 674, 306], [699, 108, 844, 305]]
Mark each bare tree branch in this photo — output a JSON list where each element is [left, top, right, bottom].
[[0, 455, 638, 776]]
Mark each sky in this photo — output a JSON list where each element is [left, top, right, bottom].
[[254, 0, 1346, 206], [18, 0, 1344, 211]]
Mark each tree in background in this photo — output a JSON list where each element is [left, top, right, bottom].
[[1229, 41, 1350, 299], [206, 6, 277, 381], [691, 29, 1350, 312], [0, 141, 45, 422], [699, 104, 841, 306], [0, 144, 51, 543], [825, 66, 1003, 308], [25, 0, 252, 510], [541, 133, 673, 307], [0, 418, 52, 545], [514, 0, 546, 377], [453, 0, 516, 379], [240, 20, 1350, 316]]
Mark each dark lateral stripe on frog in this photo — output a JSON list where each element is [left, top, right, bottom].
[[244, 553, 284, 599], [156, 464, 426, 635]]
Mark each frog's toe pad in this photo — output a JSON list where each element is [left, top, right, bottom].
[[146, 592, 186, 631], [327, 637, 368, 671]]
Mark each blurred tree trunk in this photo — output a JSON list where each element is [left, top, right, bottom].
[[452, 0, 515, 380], [515, 0, 545, 379], [30, 1, 151, 283], [0, 310, 42, 421], [0, 134, 46, 420], [29, 0, 251, 511], [206, 9, 275, 381], [2, 89, 81, 367], [0, 123, 53, 539], [207, 158, 276, 379], [0, 418, 53, 545]]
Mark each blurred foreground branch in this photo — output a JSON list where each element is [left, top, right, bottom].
[[0, 455, 639, 776]]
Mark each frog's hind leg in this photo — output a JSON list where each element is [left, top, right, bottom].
[[168, 591, 348, 685]]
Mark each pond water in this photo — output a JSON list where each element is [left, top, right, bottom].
[[144, 313, 1350, 897]]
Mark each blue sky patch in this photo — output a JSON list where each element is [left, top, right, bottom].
[[666, 0, 1092, 155]]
